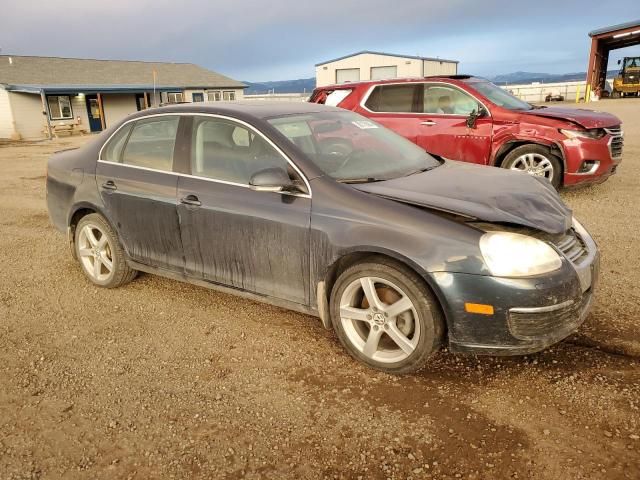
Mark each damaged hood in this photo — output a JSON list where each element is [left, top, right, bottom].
[[353, 161, 572, 235], [522, 107, 620, 129]]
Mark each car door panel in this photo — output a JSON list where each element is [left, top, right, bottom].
[[177, 179, 310, 304], [96, 163, 183, 270]]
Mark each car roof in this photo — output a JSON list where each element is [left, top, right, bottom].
[[129, 101, 342, 120], [316, 75, 487, 90]]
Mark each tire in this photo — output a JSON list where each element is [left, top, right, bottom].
[[74, 213, 137, 288], [501, 144, 562, 189], [330, 257, 444, 374]]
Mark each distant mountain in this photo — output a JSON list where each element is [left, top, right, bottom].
[[244, 77, 315, 95], [490, 70, 619, 85]]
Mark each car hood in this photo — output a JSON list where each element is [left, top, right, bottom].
[[521, 106, 620, 129], [353, 161, 572, 235]]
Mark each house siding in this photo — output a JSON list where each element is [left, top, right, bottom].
[[101, 94, 138, 128], [0, 87, 15, 139], [8, 92, 46, 139]]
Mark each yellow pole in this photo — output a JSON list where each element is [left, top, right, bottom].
[[575, 84, 581, 103], [585, 84, 591, 103]]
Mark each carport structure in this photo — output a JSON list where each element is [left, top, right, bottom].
[[587, 19, 640, 94]]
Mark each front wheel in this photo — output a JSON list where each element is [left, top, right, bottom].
[[74, 213, 137, 288], [330, 258, 444, 374], [502, 144, 562, 189]]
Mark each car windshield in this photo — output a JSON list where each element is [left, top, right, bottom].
[[267, 111, 440, 182], [472, 81, 533, 111]]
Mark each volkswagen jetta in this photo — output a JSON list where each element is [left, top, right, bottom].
[[46, 102, 599, 373]]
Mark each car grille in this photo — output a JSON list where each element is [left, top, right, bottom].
[[605, 126, 624, 159], [623, 73, 638, 84], [554, 229, 588, 265], [508, 291, 592, 340]]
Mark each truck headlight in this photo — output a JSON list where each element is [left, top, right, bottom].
[[479, 232, 562, 277], [560, 128, 605, 140]]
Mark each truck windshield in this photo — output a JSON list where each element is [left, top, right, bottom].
[[267, 111, 440, 182], [472, 81, 533, 111]]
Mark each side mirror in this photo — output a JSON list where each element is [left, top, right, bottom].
[[618, 59, 621, 65], [249, 167, 293, 193]]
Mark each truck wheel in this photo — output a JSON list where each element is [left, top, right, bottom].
[[502, 144, 562, 189], [330, 257, 444, 374], [611, 90, 620, 99]]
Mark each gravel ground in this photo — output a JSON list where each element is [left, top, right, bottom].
[[1, 99, 639, 479]]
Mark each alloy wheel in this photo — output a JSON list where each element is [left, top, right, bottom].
[[510, 153, 554, 181], [339, 276, 420, 363], [77, 224, 114, 282]]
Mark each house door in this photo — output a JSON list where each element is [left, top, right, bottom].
[[85, 95, 103, 132]]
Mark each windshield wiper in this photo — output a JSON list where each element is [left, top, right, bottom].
[[338, 177, 385, 184], [405, 165, 439, 176]]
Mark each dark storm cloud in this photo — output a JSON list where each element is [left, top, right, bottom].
[[1, 0, 639, 80]]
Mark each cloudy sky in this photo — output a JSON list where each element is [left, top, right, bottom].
[[1, 0, 639, 81]]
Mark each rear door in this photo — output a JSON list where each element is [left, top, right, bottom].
[[356, 83, 426, 146], [176, 115, 311, 304], [96, 115, 185, 272]]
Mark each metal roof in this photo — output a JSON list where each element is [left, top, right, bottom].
[[589, 19, 640, 37], [316, 50, 459, 67], [0, 55, 246, 89]]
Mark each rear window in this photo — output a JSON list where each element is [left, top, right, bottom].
[[311, 89, 353, 106], [364, 84, 420, 113]]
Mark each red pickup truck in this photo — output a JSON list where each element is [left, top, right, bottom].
[[310, 76, 623, 188]]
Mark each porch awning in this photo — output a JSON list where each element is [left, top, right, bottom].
[[3, 84, 185, 94]]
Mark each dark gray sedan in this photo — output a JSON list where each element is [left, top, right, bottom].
[[46, 102, 599, 373]]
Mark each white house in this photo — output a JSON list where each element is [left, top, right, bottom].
[[0, 55, 247, 140], [315, 51, 459, 87]]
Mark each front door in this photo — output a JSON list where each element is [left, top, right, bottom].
[[416, 83, 493, 164], [85, 94, 103, 132], [95, 115, 185, 272], [177, 115, 311, 304], [358, 82, 493, 164]]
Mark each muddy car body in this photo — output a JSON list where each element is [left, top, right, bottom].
[[47, 102, 599, 373]]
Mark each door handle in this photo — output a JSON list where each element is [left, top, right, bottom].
[[101, 180, 117, 191], [420, 120, 437, 126], [180, 194, 202, 207]]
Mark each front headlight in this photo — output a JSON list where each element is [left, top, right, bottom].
[[560, 128, 605, 140], [479, 232, 562, 277]]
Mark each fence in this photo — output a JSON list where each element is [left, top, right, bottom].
[[500, 78, 614, 103]]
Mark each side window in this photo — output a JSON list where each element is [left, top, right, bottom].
[[191, 117, 290, 185], [121, 116, 179, 171], [102, 124, 133, 162], [364, 84, 419, 113], [423, 85, 479, 115]]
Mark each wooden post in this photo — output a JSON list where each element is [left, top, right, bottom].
[[97, 93, 106, 130], [144, 92, 149, 109], [40, 90, 53, 140]]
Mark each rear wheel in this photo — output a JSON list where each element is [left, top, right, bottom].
[[75, 213, 137, 288], [330, 257, 444, 374], [502, 144, 562, 189]]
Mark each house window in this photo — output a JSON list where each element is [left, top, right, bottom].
[[223, 91, 236, 101], [167, 92, 184, 104], [47, 95, 73, 120], [207, 91, 222, 102]]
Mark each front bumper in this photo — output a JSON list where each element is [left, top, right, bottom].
[[433, 224, 599, 355], [561, 132, 623, 187]]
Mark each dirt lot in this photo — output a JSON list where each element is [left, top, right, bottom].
[[1, 99, 639, 480]]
